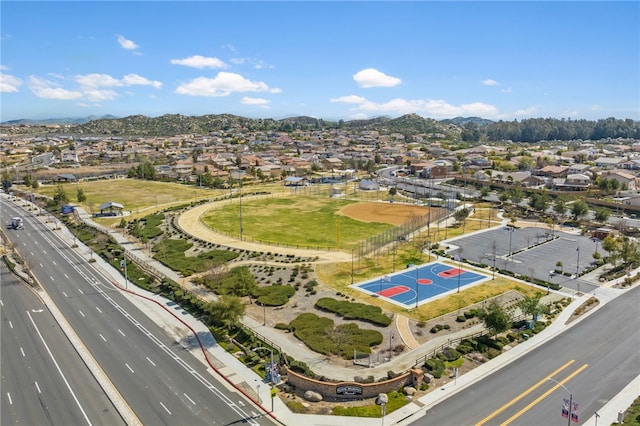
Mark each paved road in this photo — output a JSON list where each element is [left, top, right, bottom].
[[1, 197, 276, 426], [0, 263, 124, 426], [407, 285, 640, 426]]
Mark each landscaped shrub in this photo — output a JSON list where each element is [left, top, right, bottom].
[[456, 315, 467, 322], [289, 313, 383, 359], [315, 297, 392, 326], [425, 357, 445, 378], [254, 285, 296, 306]]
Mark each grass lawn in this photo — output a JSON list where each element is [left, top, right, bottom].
[[35, 179, 226, 213], [201, 196, 394, 251]]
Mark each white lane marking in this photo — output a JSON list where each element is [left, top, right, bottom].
[[184, 393, 195, 405], [8, 320, 13, 329], [78, 310, 85, 318], [64, 273, 69, 279], [62, 291, 69, 298], [35, 230, 258, 425], [49, 275, 55, 281], [52, 260, 56, 266], [78, 288, 84, 295], [35, 381, 41, 394], [6, 392, 12, 405], [0, 300, 3, 306], [99, 334, 106, 342], [159, 402, 172, 415], [26, 311, 92, 426], [238, 400, 246, 406], [125, 363, 134, 374], [20, 347, 25, 357], [117, 329, 125, 337], [95, 306, 102, 314], [146, 357, 156, 367]]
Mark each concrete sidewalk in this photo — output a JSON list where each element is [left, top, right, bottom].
[[62, 205, 637, 426]]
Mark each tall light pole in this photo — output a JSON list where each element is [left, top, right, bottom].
[[575, 246, 580, 278], [547, 377, 576, 426], [351, 249, 354, 284], [120, 255, 128, 290], [239, 176, 243, 241], [415, 266, 419, 308], [254, 346, 275, 411]]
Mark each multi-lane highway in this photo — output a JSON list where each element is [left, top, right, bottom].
[[409, 284, 640, 425], [1, 196, 275, 425], [1, 262, 125, 425]]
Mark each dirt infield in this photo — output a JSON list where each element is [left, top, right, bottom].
[[340, 202, 431, 225]]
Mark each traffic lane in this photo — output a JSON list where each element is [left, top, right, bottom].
[[412, 285, 640, 425], [0, 269, 122, 426], [36, 268, 220, 426], [28, 224, 267, 425]]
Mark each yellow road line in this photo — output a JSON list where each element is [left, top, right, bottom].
[[475, 359, 575, 426], [500, 364, 589, 426]]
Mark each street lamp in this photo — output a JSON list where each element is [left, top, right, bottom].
[[575, 246, 580, 279], [415, 266, 419, 308], [120, 255, 128, 290], [547, 377, 576, 426], [351, 248, 354, 284], [254, 346, 276, 412], [508, 226, 515, 259]]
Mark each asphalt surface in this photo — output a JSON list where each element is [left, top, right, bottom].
[[2, 193, 638, 426], [0, 263, 124, 426], [0, 197, 276, 426]]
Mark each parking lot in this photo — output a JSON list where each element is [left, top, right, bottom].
[[447, 226, 604, 294]]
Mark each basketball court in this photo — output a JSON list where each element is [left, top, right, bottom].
[[351, 262, 490, 308]]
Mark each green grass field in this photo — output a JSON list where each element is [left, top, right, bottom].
[[202, 196, 394, 251]]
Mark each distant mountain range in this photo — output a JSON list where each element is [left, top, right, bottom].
[[1, 113, 493, 131], [1, 114, 120, 126]]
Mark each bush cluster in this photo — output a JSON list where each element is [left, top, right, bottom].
[[314, 297, 392, 326]]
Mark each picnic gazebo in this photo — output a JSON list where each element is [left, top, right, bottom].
[[97, 201, 124, 216]]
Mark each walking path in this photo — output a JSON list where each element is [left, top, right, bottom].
[[38, 204, 638, 425]]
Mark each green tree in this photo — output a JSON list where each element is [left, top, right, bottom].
[[516, 296, 548, 321], [571, 200, 589, 221], [454, 207, 470, 227], [77, 187, 87, 203], [601, 235, 621, 266], [529, 192, 550, 213], [480, 301, 512, 336], [53, 183, 69, 205], [234, 267, 258, 303], [388, 187, 397, 201], [207, 295, 245, 330], [593, 207, 610, 224]]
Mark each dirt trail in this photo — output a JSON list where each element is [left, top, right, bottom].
[[177, 201, 352, 263]]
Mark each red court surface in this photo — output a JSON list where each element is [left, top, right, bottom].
[[417, 279, 433, 285], [378, 286, 410, 297], [438, 268, 463, 278]]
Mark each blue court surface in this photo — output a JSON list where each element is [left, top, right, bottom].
[[351, 262, 490, 308]]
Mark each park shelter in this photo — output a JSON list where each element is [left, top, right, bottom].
[[98, 201, 124, 216]]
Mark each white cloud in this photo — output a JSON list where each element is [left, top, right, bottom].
[[353, 68, 401, 88], [26, 72, 161, 101], [270, 87, 282, 94], [117, 35, 139, 51], [483, 79, 499, 86], [121, 73, 162, 88], [76, 73, 122, 88], [0, 65, 10, 71], [175, 72, 270, 97], [331, 95, 499, 118], [75, 73, 162, 89], [0, 73, 22, 93], [591, 105, 601, 111], [241, 97, 270, 108], [28, 76, 82, 100], [501, 88, 512, 93], [330, 95, 368, 104], [170, 55, 227, 69], [229, 58, 245, 65], [83, 89, 119, 102]]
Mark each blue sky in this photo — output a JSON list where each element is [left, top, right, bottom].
[[1, 1, 638, 122]]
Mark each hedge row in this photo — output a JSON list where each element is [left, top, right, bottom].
[[314, 297, 392, 326]]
